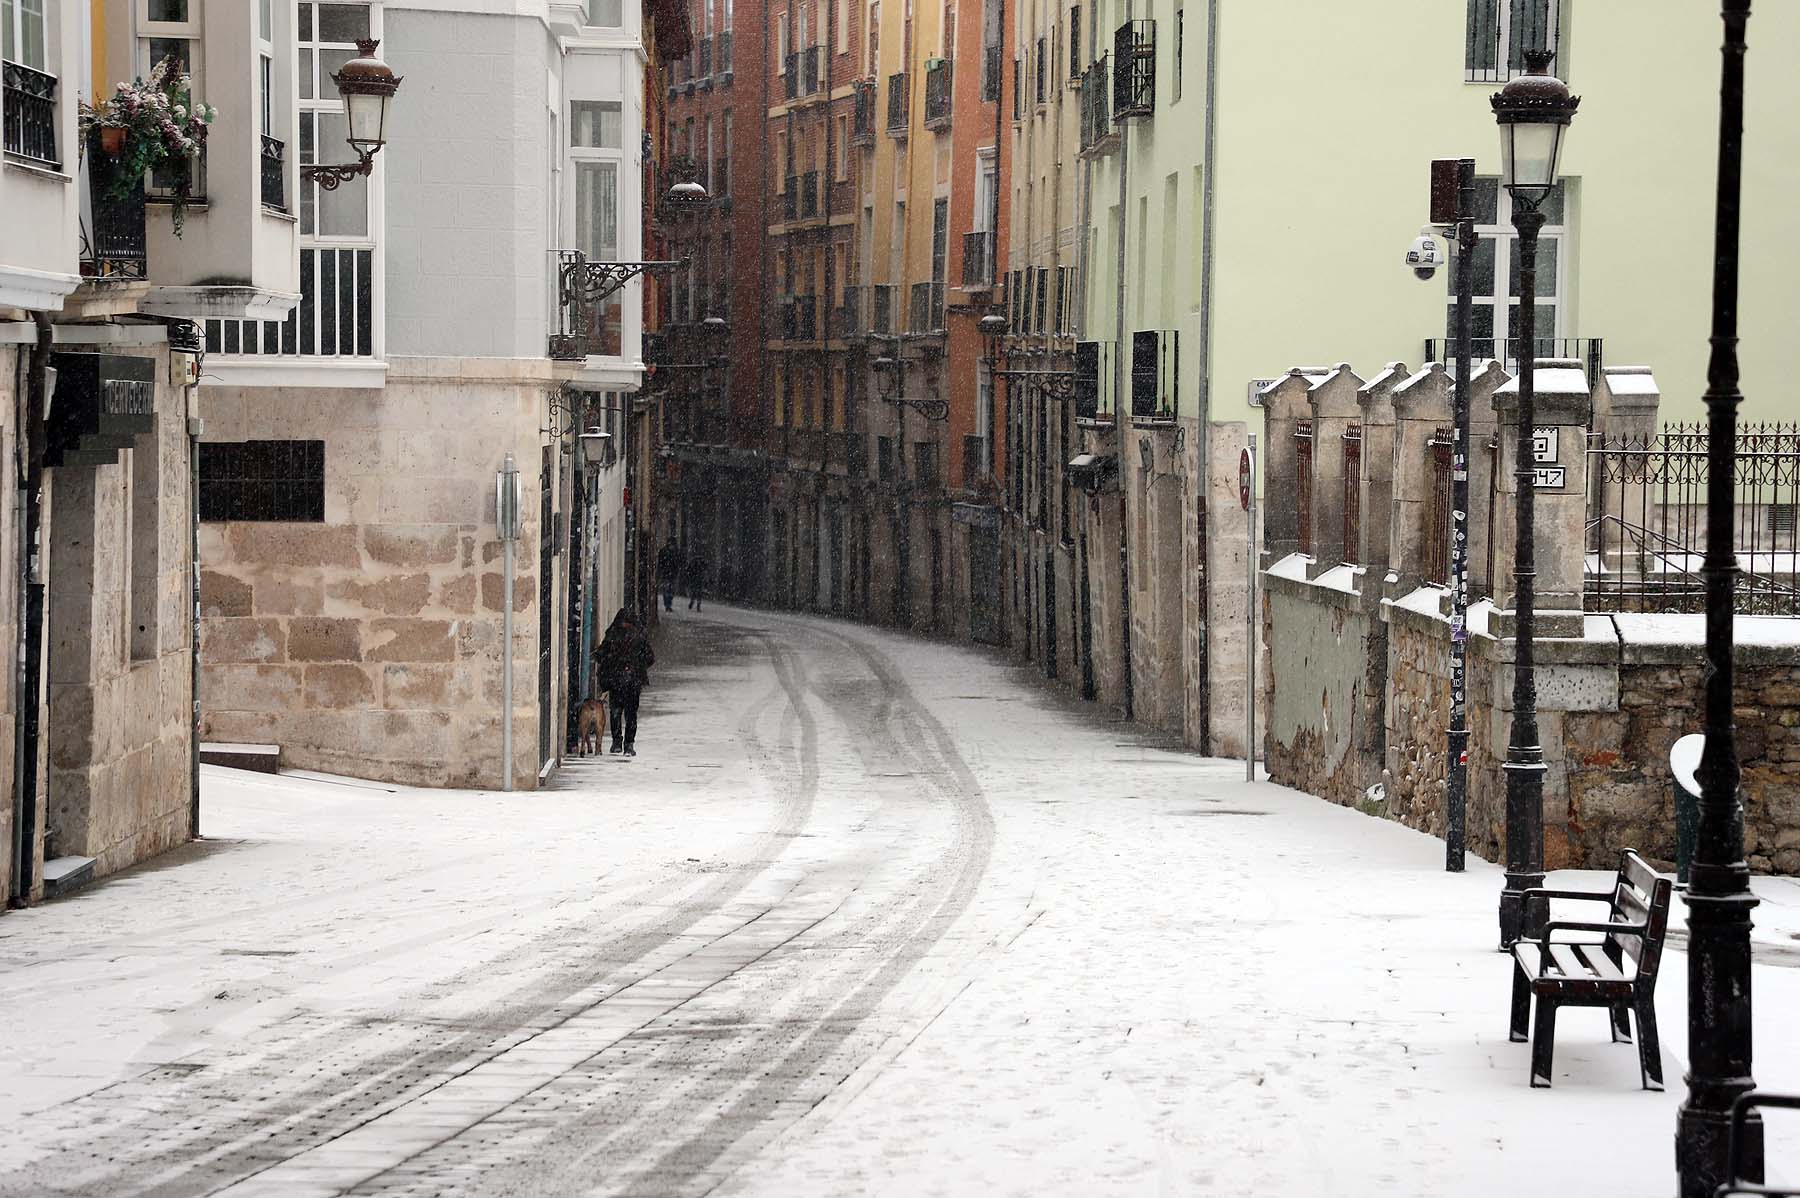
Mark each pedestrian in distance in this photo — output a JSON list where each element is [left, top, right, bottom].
[[592, 608, 655, 756], [656, 537, 682, 612], [685, 549, 708, 611]]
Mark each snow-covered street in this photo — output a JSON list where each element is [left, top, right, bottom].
[[1, 604, 1797, 1197]]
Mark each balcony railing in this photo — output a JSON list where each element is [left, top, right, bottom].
[[982, 45, 1002, 102], [82, 136, 148, 280], [1465, 0, 1560, 84], [834, 291, 857, 339], [801, 45, 822, 94], [798, 170, 819, 218], [206, 245, 378, 358], [887, 72, 910, 134], [718, 30, 733, 74], [961, 231, 995, 288], [3, 61, 59, 166], [260, 135, 286, 211], [1423, 335, 1602, 382], [698, 35, 713, 78], [909, 281, 945, 334], [1078, 57, 1115, 155], [963, 434, 989, 486], [852, 79, 876, 143], [1112, 20, 1155, 120], [923, 59, 953, 128], [1129, 328, 1179, 420]]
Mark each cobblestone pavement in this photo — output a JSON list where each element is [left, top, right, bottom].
[[2, 605, 1796, 1197]]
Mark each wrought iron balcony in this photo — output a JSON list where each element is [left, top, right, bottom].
[[852, 79, 876, 144], [923, 59, 953, 129], [869, 284, 896, 336], [1078, 57, 1116, 155], [1129, 328, 1179, 421], [1422, 335, 1602, 382], [887, 72, 910, 135], [717, 30, 733, 74], [800, 46, 822, 95], [81, 135, 148, 280], [784, 54, 800, 100], [781, 295, 818, 341], [798, 170, 819, 218], [3, 61, 58, 167], [961, 231, 995, 289], [909, 281, 945, 334], [963, 433, 989, 486], [1111, 20, 1155, 120], [698, 35, 712, 78], [260, 135, 286, 211]]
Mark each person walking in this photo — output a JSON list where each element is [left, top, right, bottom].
[[592, 609, 655, 756], [656, 537, 682, 612], [685, 547, 709, 611]]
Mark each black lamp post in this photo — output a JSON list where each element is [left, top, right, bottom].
[[872, 342, 911, 624], [979, 312, 1008, 480], [1491, 50, 1578, 949], [1676, 3, 1762, 1194]]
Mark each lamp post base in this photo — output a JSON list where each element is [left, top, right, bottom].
[[1677, 1100, 1761, 1198], [1498, 868, 1546, 950]]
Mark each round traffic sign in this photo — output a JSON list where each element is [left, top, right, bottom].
[[1239, 448, 1253, 511]]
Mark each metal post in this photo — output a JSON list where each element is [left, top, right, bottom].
[[1498, 205, 1548, 948], [1246, 434, 1257, 783], [498, 454, 521, 792], [1677, 3, 1761, 1193], [1446, 158, 1476, 873]]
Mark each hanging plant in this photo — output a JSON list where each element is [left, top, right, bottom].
[[79, 57, 216, 236]]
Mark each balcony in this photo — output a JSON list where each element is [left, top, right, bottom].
[[1078, 57, 1116, 155], [923, 59, 953, 129], [835, 289, 859, 339], [260, 135, 286, 212], [963, 434, 990, 486], [1423, 335, 1602, 381], [869, 284, 896, 336], [781, 295, 818, 342], [797, 170, 819, 219], [909, 281, 945, 335], [698, 35, 712, 78], [1073, 340, 1117, 422], [785, 47, 822, 100], [1112, 20, 1156, 120], [961, 231, 995, 289], [3, 61, 59, 167], [81, 138, 149, 280], [784, 56, 799, 100], [1129, 328, 1179, 421], [828, 430, 866, 477], [852, 79, 876, 144], [887, 72, 910, 136], [981, 46, 1002, 102], [718, 30, 734, 75]]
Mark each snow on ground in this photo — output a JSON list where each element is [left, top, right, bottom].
[[0, 603, 1796, 1197]]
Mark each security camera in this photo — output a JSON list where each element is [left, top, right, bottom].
[[1406, 226, 1449, 281]]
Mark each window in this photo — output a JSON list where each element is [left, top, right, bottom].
[[1465, 0, 1557, 83], [721, 110, 732, 195], [1447, 178, 1568, 359], [572, 100, 621, 148], [140, 0, 205, 196], [1, 0, 48, 70], [931, 197, 947, 282], [837, 0, 848, 53], [199, 441, 326, 523], [589, 0, 623, 24], [1068, 5, 1079, 75], [835, 114, 848, 179], [576, 162, 619, 262], [777, 9, 789, 68], [1172, 6, 1182, 102]]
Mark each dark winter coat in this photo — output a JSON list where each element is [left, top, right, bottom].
[[594, 611, 655, 691], [656, 541, 682, 580]]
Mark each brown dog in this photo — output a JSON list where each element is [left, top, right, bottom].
[[575, 697, 608, 756]]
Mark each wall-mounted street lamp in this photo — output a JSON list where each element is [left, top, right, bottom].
[[303, 40, 403, 191], [1491, 48, 1578, 952]]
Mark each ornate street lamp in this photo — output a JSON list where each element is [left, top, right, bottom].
[[1677, 4, 1763, 1194], [303, 40, 403, 190], [1491, 49, 1578, 949]]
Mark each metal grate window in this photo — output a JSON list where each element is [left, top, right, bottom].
[[199, 440, 326, 522]]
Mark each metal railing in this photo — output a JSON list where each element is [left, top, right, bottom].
[[1073, 340, 1115, 421], [1586, 423, 1800, 616], [698, 35, 713, 78], [260, 135, 286, 211], [718, 30, 733, 73], [869, 284, 896, 335], [206, 244, 378, 358], [961, 231, 995, 288], [781, 295, 818, 341], [1078, 56, 1113, 155], [963, 433, 989, 485], [982, 45, 1002, 101], [909, 281, 945, 334], [798, 170, 819, 218], [1111, 20, 1155, 120], [82, 133, 148, 279], [1423, 336, 1601, 382], [1465, 0, 1561, 84], [3, 61, 58, 166], [887, 72, 910, 133], [784, 55, 800, 100], [1129, 328, 1178, 421], [924, 59, 953, 128]]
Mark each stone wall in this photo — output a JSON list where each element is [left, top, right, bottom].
[[198, 359, 573, 790], [0, 348, 25, 902]]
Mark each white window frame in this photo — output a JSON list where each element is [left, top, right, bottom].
[[1456, 177, 1569, 358], [1464, 0, 1560, 83], [3, 0, 50, 72]]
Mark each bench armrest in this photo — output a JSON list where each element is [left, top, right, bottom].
[[1521, 888, 1615, 905], [1540, 919, 1647, 940]]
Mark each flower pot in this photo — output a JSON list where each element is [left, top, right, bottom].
[[99, 126, 126, 155]]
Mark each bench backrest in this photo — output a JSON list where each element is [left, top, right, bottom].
[[1610, 848, 1674, 991]]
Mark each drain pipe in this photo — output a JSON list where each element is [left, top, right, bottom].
[[10, 313, 51, 907], [186, 361, 202, 840]]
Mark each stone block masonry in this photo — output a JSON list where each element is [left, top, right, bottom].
[[199, 363, 573, 791]]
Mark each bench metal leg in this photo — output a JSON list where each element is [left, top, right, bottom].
[[1634, 999, 1663, 1092], [1610, 1002, 1633, 1044], [1530, 999, 1557, 1088], [1510, 964, 1531, 1043]]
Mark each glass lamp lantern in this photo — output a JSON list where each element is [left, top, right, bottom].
[[333, 39, 403, 160], [1490, 49, 1579, 208]]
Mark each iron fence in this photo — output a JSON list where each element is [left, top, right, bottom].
[[3, 61, 58, 166], [260, 135, 286, 211], [1423, 335, 1601, 383], [1586, 422, 1800, 616], [924, 59, 953, 127], [887, 72, 910, 133]]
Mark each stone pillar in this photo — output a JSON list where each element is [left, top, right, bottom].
[[1304, 364, 1365, 575], [1355, 363, 1405, 578], [1593, 366, 1661, 444], [1256, 368, 1329, 564], [1465, 359, 1512, 602], [1588, 366, 1662, 587], [1387, 363, 1453, 597], [1491, 359, 1591, 636]]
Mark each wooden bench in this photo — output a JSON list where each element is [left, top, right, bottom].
[[1508, 848, 1674, 1090]]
